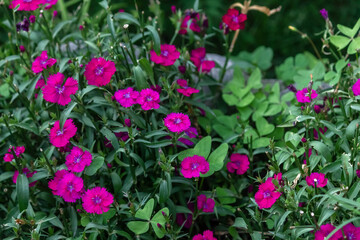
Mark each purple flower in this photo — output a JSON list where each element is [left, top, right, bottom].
[[29, 15, 36, 23], [320, 9, 328, 20], [19, 45, 26, 53]]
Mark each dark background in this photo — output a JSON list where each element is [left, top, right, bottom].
[[1, 0, 359, 66]]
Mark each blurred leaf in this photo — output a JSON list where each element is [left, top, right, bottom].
[[16, 174, 29, 212], [202, 143, 228, 177], [145, 26, 161, 55], [329, 35, 351, 50], [114, 12, 140, 26], [85, 156, 104, 176]]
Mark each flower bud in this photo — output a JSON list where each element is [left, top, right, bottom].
[[79, 25, 84, 31], [53, 10, 58, 18], [171, 5, 176, 14], [124, 119, 131, 127], [19, 45, 26, 53], [29, 15, 36, 23], [314, 105, 321, 114]]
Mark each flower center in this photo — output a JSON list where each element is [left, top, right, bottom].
[[232, 16, 239, 23], [74, 155, 82, 163], [146, 96, 153, 102], [191, 162, 199, 170], [55, 84, 65, 94], [161, 50, 169, 57], [40, 59, 47, 66], [263, 190, 271, 198], [67, 183, 74, 192], [56, 130, 64, 136], [314, 178, 318, 183], [174, 118, 182, 124], [93, 196, 102, 204], [347, 233, 354, 240], [123, 93, 130, 98], [95, 66, 104, 76], [23, 0, 33, 2]]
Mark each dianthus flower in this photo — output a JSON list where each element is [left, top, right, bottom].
[[352, 79, 360, 96], [42, 73, 78, 106], [84, 57, 116, 86], [150, 44, 180, 66], [48, 169, 68, 196], [197, 194, 215, 213], [82, 187, 114, 214], [137, 88, 160, 110], [254, 181, 281, 209], [222, 9, 247, 31], [342, 223, 360, 240], [42, 0, 58, 8], [164, 113, 191, 133], [266, 173, 284, 187], [319, 9, 328, 20], [56, 172, 84, 202], [32, 51, 57, 74], [9, 0, 41, 11], [178, 127, 198, 146], [314, 223, 342, 240], [179, 13, 201, 35], [49, 119, 77, 147], [181, 155, 209, 178], [65, 146, 92, 172], [16, 17, 30, 32], [193, 230, 217, 240], [4, 146, 25, 162], [176, 79, 199, 97], [13, 168, 37, 187], [306, 172, 328, 188], [296, 88, 318, 103], [226, 153, 249, 175], [114, 87, 139, 108], [190, 48, 215, 73]]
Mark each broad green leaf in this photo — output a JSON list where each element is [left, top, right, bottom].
[[248, 68, 262, 89], [193, 136, 212, 159], [111, 172, 122, 195], [127, 221, 149, 235], [309, 141, 331, 162], [139, 58, 155, 86], [114, 12, 140, 26], [201, 143, 228, 177], [151, 208, 169, 238], [329, 35, 351, 50], [232, 217, 247, 229], [16, 174, 29, 212], [135, 198, 154, 220], [133, 65, 149, 90], [337, 19, 360, 38], [0, 55, 20, 67], [85, 156, 104, 176], [255, 117, 275, 136], [216, 187, 236, 205], [145, 26, 161, 55], [347, 37, 360, 54]]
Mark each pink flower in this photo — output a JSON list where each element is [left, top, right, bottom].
[[319, 9, 328, 20], [56, 172, 84, 202], [177, 79, 188, 87], [9, 0, 41, 11], [193, 230, 217, 240], [181, 155, 209, 178], [42, 73, 78, 106], [124, 119, 131, 127], [306, 172, 327, 188], [164, 113, 191, 133], [352, 79, 360, 96], [3, 153, 14, 162], [190, 48, 215, 73], [13, 168, 37, 187], [197, 194, 215, 213], [137, 88, 160, 110], [222, 9, 247, 31], [150, 44, 180, 66], [82, 187, 114, 214], [254, 181, 281, 209], [177, 88, 199, 97], [84, 57, 116, 86], [35, 77, 45, 89], [342, 223, 360, 240], [19, 45, 26, 52], [114, 87, 139, 108], [65, 146, 92, 172], [296, 88, 318, 103], [4, 146, 25, 162], [171, 5, 176, 14], [42, 0, 58, 8], [48, 169, 68, 196], [226, 154, 249, 175], [314, 223, 342, 240], [49, 119, 77, 147], [179, 14, 201, 35], [29, 15, 36, 23], [31, 51, 57, 74]]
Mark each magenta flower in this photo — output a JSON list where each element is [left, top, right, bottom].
[[177, 79, 188, 87], [190, 48, 215, 73], [19, 45, 26, 52], [84, 57, 116, 86], [49, 119, 77, 147], [137, 88, 160, 110], [82, 187, 114, 214], [357, 169, 360, 178], [42, 0, 58, 8], [56, 172, 84, 202], [319, 9, 328, 20], [222, 9, 247, 31], [254, 181, 281, 209], [306, 172, 328, 188], [314, 105, 321, 113], [150, 44, 180, 66], [4, 146, 25, 162], [164, 113, 191, 133], [226, 153, 249, 175], [178, 127, 198, 146], [266, 173, 284, 187], [171, 5, 176, 14], [179, 14, 201, 35], [352, 79, 360, 96], [181, 155, 209, 178], [114, 87, 139, 108], [65, 146, 92, 172], [296, 88, 318, 103], [13, 168, 37, 187], [29, 15, 36, 23], [42, 73, 78, 106], [9, 0, 41, 11], [3, 153, 14, 162], [31, 51, 57, 74], [124, 119, 131, 127], [193, 230, 217, 240], [314, 223, 342, 240], [35, 77, 45, 89], [48, 169, 68, 196], [177, 88, 199, 97], [342, 223, 360, 240], [197, 194, 215, 213]]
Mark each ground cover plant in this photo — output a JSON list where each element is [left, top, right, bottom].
[[1, 0, 360, 239]]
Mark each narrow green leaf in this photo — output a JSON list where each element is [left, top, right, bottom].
[[59, 102, 77, 129], [114, 12, 140, 26], [16, 174, 29, 212], [145, 26, 161, 55]]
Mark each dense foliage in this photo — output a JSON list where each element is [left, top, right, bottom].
[[1, 0, 360, 240]]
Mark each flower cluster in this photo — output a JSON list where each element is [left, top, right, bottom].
[[176, 79, 200, 97], [197, 194, 215, 213], [3, 146, 25, 162], [114, 87, 160, 110], [190, 48, 215, 73]]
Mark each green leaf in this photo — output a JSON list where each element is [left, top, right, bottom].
[[329, 35, 351, 50], [69, 207, 78, 237], [16, 174, 29, 212], [84, 40, 99, 52], [318, 209, 335, 225], [216, 187, 236, 204], [107, 14, 116, 39], [202, 143, 228, 177], [100, 127, 120, 150], [151, 208, 169, 238], [248, 68, 262, 89], [255, 117, 275, 136], [145, 26, 161, 55], [136, 198, 154, 220], [337, 19, 360, 38], [81, 216, 90, 227], [309, 141, 331, 162], [0, 172, 14, 182], [98, 0, 108, 9], [127, 221, 149, 235], [276, 211, 292, 233], [194, 136, 212, 159], [159, 180, 169, 204], [0, 55, 20, 68], [347, 37, 360, 54], [114, 12, 140, 26], [53, 20, 74, 39], [111, 172, 122, 195], [232, 217, 247, 229], [133, 65, 149, 90], [59, 101, 77, 129], [138, 58, 155, 86], [346, 119, 360, 140], [285, 132, 302, 149], [85, 156, 104, 176], [319, 120, 343, 137]]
